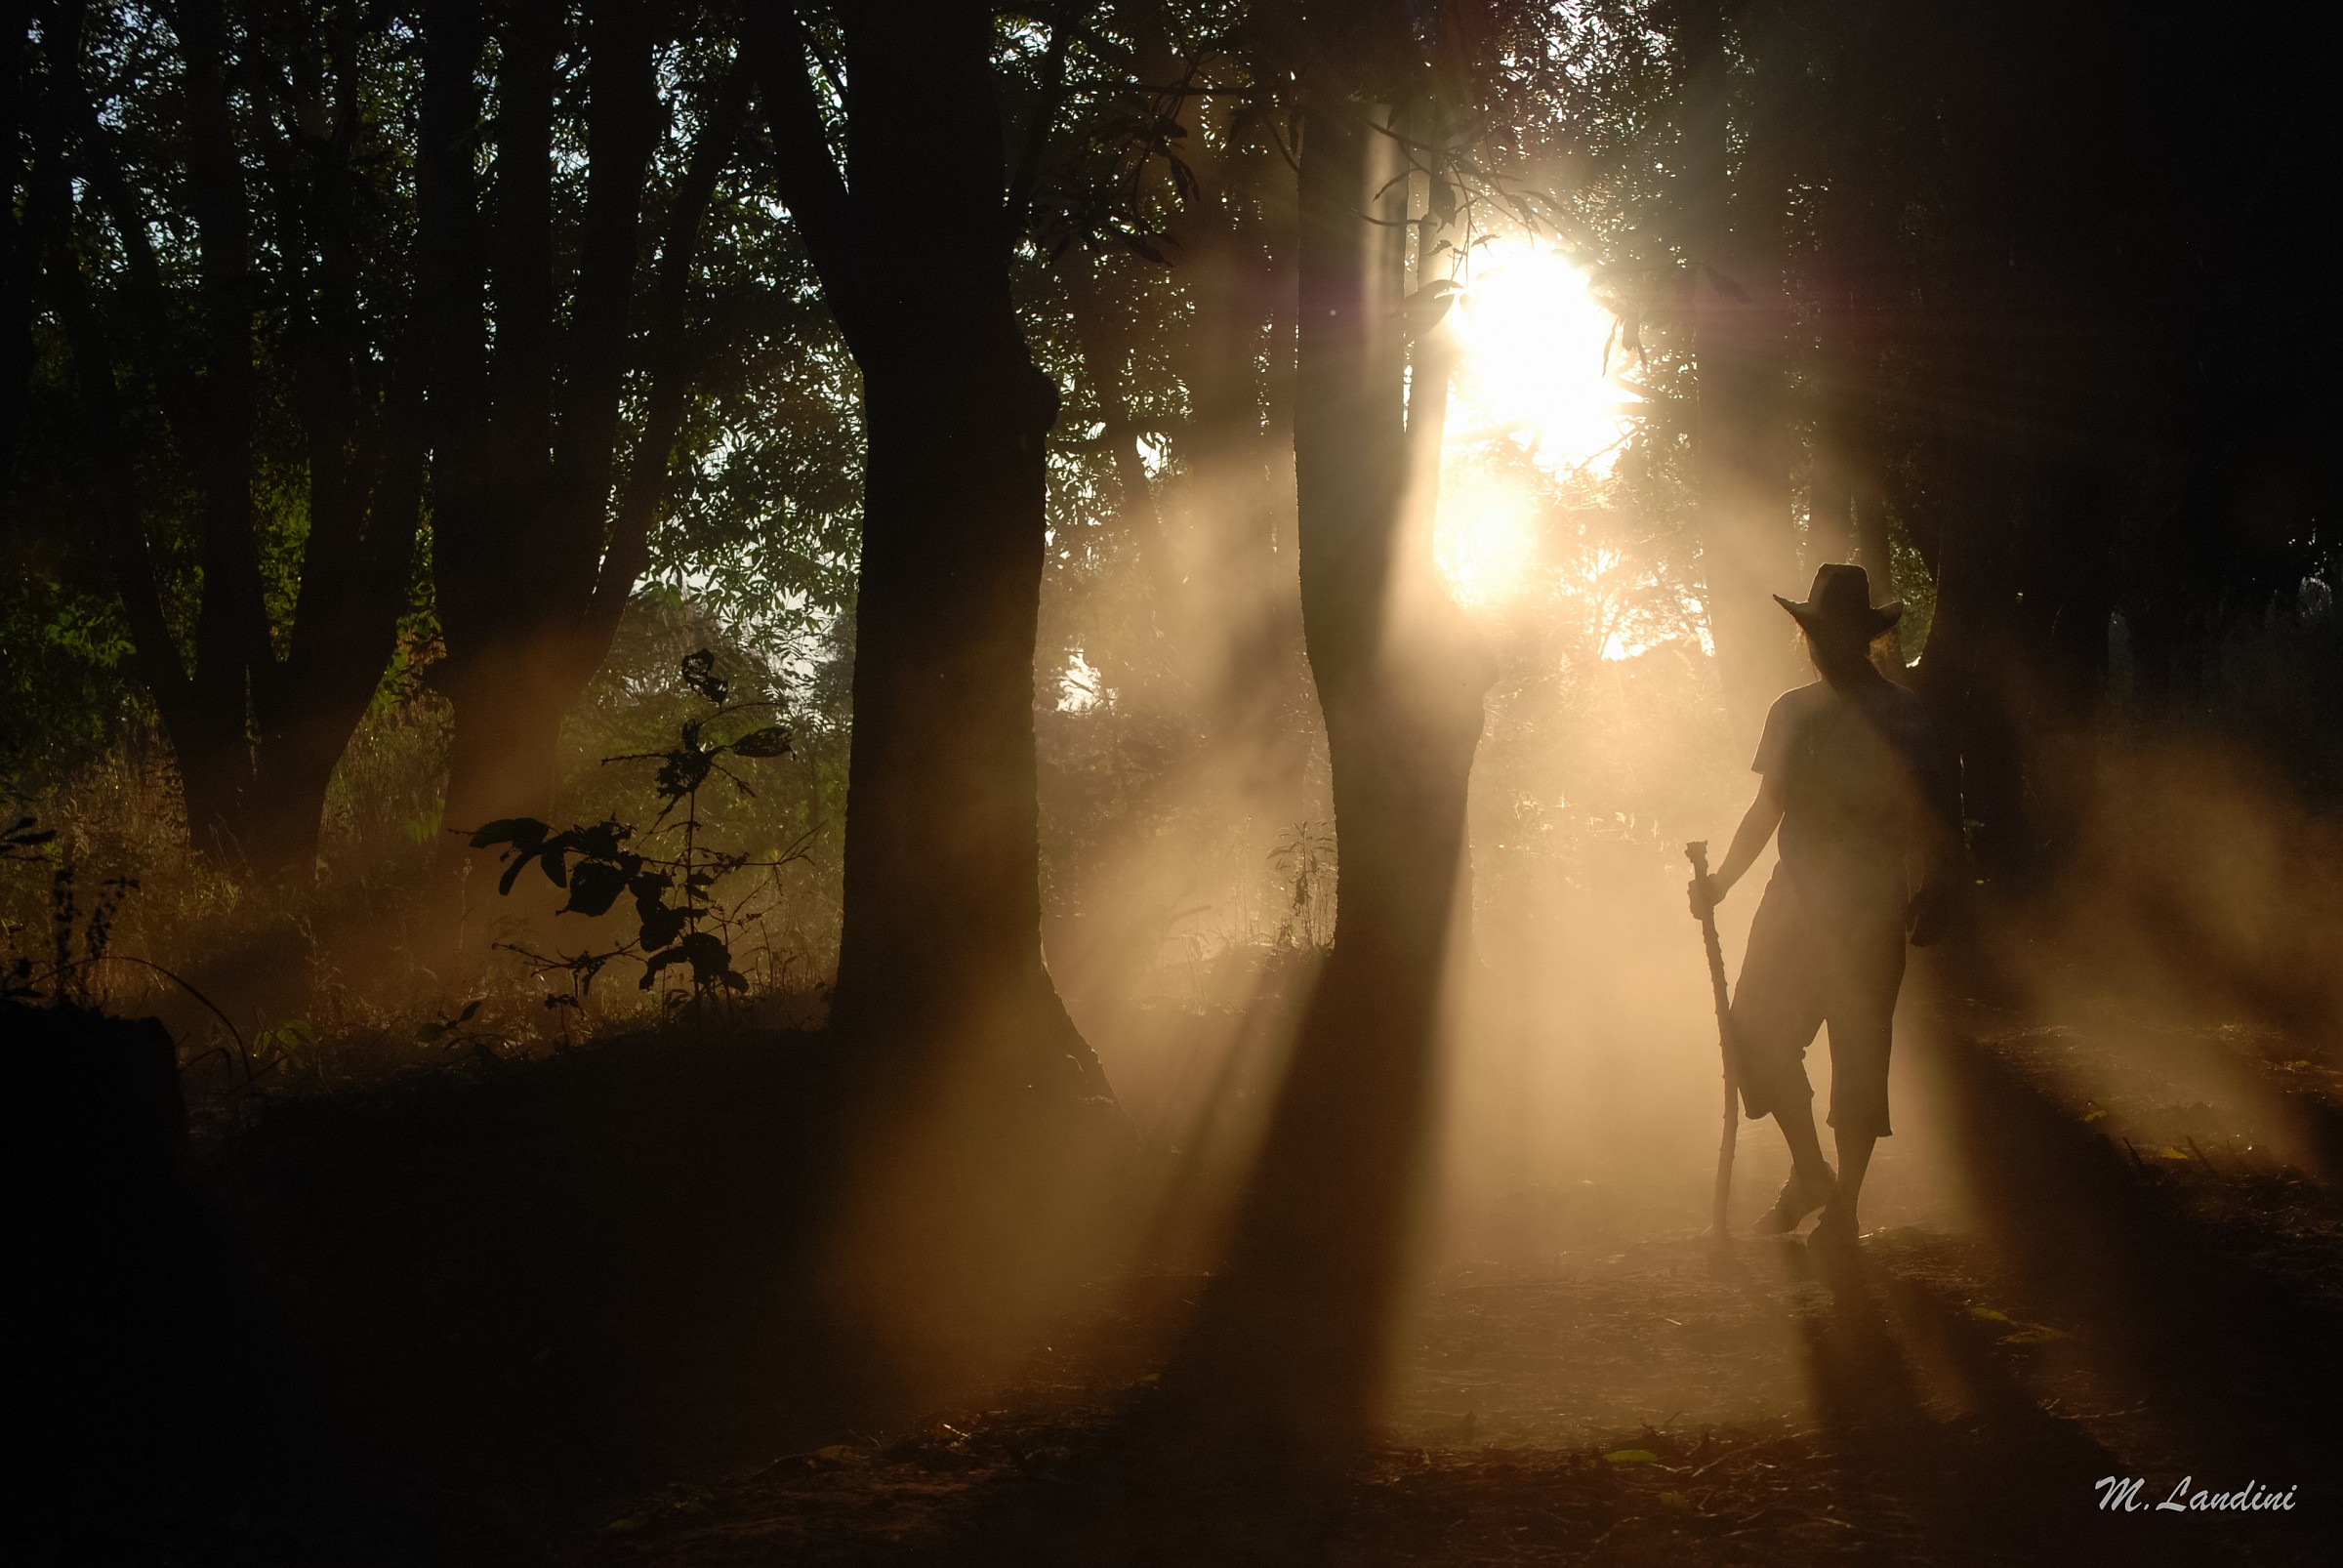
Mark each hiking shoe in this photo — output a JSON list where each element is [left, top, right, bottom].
[[1807, 1204, 1861, 1255], [1754, 1167, 1837, 1235]]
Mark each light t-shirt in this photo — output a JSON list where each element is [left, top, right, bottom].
[[1752, 677, 1946, 909]]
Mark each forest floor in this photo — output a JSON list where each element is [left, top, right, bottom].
[[570, 973, 2343, 1568], [42, 947, 2343, 1565]]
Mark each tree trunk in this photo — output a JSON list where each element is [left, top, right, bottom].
[[422, 2, 752, 855], [1, 1, 35, 506], [746, 3, 1107, 1101], [39, 0, 427, 881], [1671, 0, 1800, 736], [825, 19, 1101, 1099], [1169, 89, 1491, 1462]]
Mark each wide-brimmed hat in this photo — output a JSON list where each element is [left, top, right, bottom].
[[1774, 562, 1902, 642]]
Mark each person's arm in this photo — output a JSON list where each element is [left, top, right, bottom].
[[1690, 774, 1786, 915]]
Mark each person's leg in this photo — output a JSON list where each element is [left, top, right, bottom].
[[1729, 881, 1836, 1230], [1772, 1096, 1833, 1188], [1752, 1095, 1838, 1234], [1815, 912, 1905, 1246], [1818, 1130, 1875, 1238]]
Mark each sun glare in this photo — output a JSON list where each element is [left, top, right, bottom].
[[1432, 471, 1538, 609], [1433, 237, 1636, 610], [1450, 239, 1633, 475]]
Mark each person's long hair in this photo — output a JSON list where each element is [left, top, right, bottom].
[[1795, 625, 1907, 691]]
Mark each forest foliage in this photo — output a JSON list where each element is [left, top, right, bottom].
[[3, 0, 2337, 1050]]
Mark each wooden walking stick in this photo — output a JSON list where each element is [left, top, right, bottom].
[[1686, 842, 1738, 1241]]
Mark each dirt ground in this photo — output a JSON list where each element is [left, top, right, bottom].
[[41, 941, 2337, 1566], [572, 973, 2343, 1568]]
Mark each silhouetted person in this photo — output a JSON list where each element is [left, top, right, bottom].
[[1690, 564, 1959, 1249]]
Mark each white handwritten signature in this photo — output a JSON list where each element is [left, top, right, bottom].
[[2095, 1476, 2298, 1513]]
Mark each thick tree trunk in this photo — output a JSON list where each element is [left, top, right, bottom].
[[830, 348, 1096, 1091], [740, 2, 1105, 1100], [818, 12, 1102, 1098], [728, 2, 1126, 1395], [1169, 92, 1490, 1462]]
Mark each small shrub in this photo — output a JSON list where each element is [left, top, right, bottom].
[[473, 650, 808, 1011]]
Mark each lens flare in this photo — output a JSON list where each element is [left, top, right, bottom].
[[1432, 469, 1539, 609], [1434, 237, 1636, 609], [1450, 239, 1633, 475]]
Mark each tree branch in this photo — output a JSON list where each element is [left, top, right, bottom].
[[487, 0, 558, 547], [549, 0, 659, 612], [44, 2, 211, 461], [1004, 3, 1085, 237], [739, 1, 868, 348], [581, 50, 754, 667], [42, 176, 196, 726], [416, 0, 486, 458]]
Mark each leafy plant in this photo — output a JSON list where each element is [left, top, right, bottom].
[[1270, 820, 1338, 950], [2, 815, 138, 1007], [414, 999, 485, 1046], [471, 650, 808, 1007]]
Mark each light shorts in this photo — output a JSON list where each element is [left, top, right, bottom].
[[1727, 869, 1907, 1139]]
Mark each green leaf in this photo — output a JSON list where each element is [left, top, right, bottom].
[[1602, 1449, 1661, 1465], [416, 1021, 446, 1044], [1967, 1306, 2009, 1322], [458, 1000, 482, 1023]]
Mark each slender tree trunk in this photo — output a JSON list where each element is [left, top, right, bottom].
[[1170, 89, 1491, 1462], [430, 1, 736, 845], [1064, 256, 1178, 645], [41, 0, 425, 880], [1671, 0, 1799, 736], [0, 1, 35, 507], [1852, 460, 1895, 598], [1168, 99, 1311, 796]]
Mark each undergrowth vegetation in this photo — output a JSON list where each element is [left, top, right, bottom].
[[0, 598, 846, 1095]]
